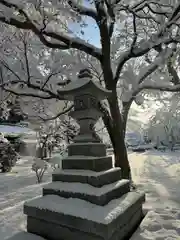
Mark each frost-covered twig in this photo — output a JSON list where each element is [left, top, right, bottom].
[[32, 158, 48, 183]]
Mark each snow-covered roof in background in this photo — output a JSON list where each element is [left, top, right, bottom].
[[0, 125, 33, 135]]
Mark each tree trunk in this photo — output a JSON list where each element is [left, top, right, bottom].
[[106, 89, 131, 179], [122, 101, 133, 137], [95, 8, 131, 178], [113, 130, 130, 179], [103, 114, 130, 179]]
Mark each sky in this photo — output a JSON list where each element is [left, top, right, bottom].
[[69, 0, 101, 47], [69, 17, 100, 47]]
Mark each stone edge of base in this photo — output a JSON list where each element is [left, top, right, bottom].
[[6, 231, 47, 240]]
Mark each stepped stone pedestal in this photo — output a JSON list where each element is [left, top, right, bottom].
[[24, 69, 145, 240]]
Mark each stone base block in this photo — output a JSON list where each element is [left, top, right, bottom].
[[68, 142, 106, 157], [24, 192, 145, 240], [27, 208, 143, 240], [52, 168, 121, 187], [62, 156, 112, 171], [43, 179, 130, 206]]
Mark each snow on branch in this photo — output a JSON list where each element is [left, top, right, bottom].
[[131, 0, 174, 19], [68, 0, 98, 21], [114, 1, 180, 83], [0, 0, 102, 60], [42, 30, 101, 60], [140, 83, 180, 92], [131, 46, 180, 94], [0, 63, 59, 99], [138, 47, 175, 85], [121, 47, 175, 103]]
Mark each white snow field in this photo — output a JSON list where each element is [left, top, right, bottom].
[[130, 150, 180, 240], [0, 151, 180, 240], [0, 157, 52, 240]]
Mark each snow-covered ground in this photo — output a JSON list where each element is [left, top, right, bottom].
[[130, 150, 180, 209], [0, 157, 52, 240], [0, 151, 180, 240], [130, 150, 180, 239]]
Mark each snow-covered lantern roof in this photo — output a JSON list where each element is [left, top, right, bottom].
[[57, 68, 111, 101], [57, 68, 112, 143]]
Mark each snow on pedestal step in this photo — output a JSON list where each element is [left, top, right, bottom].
[[43, 179, 130, 206], [24, 192, 145, 240], [52, 168, 122, 187]]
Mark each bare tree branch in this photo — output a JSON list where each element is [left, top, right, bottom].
[[130, 12, 138, 52], [41, 71, 62, 90], [3, 88, 54, 99], [40, 104, 74, 121], [22, 34, 31, 84], [0, 61, 22, 82]]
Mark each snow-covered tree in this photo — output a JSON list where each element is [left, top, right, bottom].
[[147, 92, 180, 150], [1, 1, 180, 178]]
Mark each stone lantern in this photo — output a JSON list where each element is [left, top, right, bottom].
[[56, 68, 112, 170], [59, 68, 110, 144], [23, 68, 145, 240]]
